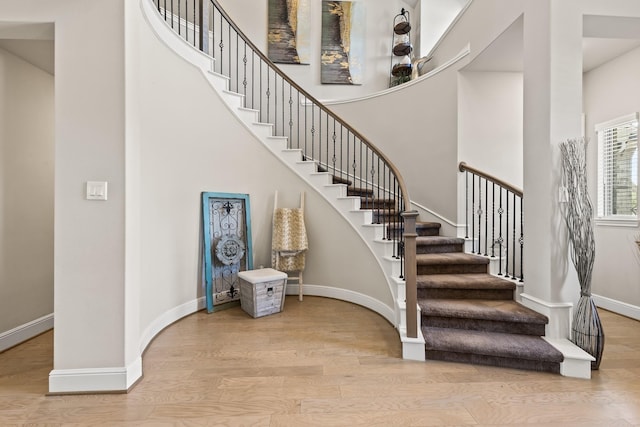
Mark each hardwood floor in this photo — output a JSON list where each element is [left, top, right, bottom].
[[1, 296, 639, 426]]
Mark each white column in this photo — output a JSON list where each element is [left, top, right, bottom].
[[521, 0, 583, 339]]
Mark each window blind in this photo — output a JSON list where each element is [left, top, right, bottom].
[[596, 113, 638, 219]]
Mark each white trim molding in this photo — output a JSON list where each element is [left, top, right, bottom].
[[519, 293, 573, 340], [49, 357, 142, 394], [285, 283, 425, 361], [286, 283, 395, 326], [0, 314, 54, 353], [139, 297, 206, 355], [592, 294, 640, 321], [318, 44, 471, 106], [519, 294, 595, 379]]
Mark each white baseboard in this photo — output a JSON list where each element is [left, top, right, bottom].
[[520, 293, 573, 339], [286, 283, 396, 327], [49, 295, 206, 394], [139, 296, 206, 354], [49, 356, 142, 394], [543, 338, 594, 379], [47, 287, 392, 394], [0, 314, 54, 353], [592, 294, 640, 321]]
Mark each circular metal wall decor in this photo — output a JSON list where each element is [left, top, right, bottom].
[[215, 236, 245, 265]]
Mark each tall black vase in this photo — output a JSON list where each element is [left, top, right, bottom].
[[571, 295, 605, 369]]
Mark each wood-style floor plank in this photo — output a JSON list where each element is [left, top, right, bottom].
[[1, 296, 639, 426]]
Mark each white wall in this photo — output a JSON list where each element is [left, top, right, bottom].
[[218, 0, 416, 101], [419, 0, 468, 58], [0, 0, 129, 391], [584, 45, 640, 310], [0, 0, 394, 392], [0, 47, 54, 336], [131, 1, 395, 346], [458, 71, 523, 188], [330, 68, 461, 223]]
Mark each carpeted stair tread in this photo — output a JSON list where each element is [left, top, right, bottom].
[[423, 327, 564, 363], [416, 253, 489, 266], [416, 236, 465, 246], [387, 221, 441, 235], [419, 299, 549, 325], [416, 236, 465, 254], [417, 273, 515, 290]]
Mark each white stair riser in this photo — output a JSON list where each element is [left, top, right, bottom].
[[222, 90, 244, 109], [266, 136, 289, 152]]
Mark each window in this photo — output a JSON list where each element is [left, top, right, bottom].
[[596, 113, 639, 226]]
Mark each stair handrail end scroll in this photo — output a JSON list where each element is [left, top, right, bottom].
[[151, 0, 419, 339]]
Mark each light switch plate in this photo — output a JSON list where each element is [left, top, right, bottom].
[[86, 181, 108, 201]]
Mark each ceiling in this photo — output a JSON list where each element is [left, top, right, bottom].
[[463, 15, 640, 73], [0, 22, 54, 75]]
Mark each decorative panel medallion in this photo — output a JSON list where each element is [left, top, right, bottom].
[[202, 193, 253, 312]]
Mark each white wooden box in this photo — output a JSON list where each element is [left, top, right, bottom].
[[238, 268, 287, 318]]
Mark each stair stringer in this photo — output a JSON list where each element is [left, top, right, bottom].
[[142, 0, 424, 360]]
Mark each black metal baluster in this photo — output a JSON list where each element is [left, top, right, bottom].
[[288, 85, 293, 143], [465, 171, 469, 239], [484, 179, 488, 256], [170, 0, 174, 29], [520, 196, 524, 282], [471, 174, 475, 253], [318, 110, 322, 165], [332, 121, 337, 175], [491, 183, 496, 258], [274, 74, 277, 132], [512, 192, 517, 279], [192, 0, 196, 46], [376, 156, 381, 225], [310, 105, 315, 161], [498, 188, 503, 275], [258, 60, 262, 122], [242, 43, 247, 101], [505, 191, 510, 278], [477, 177, 482, 255], [266, 67, 270, 123]]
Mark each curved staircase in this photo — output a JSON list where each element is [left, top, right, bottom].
[[148, 0, 572, 375]]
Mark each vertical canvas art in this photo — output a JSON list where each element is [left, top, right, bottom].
[[268, 0, 311, 64], [321, 0, 364, 85], [202, 192, 253, 313]]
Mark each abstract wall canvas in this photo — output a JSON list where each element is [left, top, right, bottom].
[[321, 0, 364, 85], [268, 0, 311, 64]]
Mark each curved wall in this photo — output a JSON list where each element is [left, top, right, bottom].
[[132, 0, 395, 362]]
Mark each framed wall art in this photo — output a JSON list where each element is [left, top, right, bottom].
[[201, 192, 253, 313], [268, 0, 311, 64], [321, 0, 364, 84]]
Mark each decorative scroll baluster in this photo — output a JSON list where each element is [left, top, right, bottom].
[[460, 162, 522, 279], [519, 197, 524, 281], [491, 183, 496, 258]]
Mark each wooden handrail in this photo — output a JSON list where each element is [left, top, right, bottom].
[[458, 162, 523, 197]]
